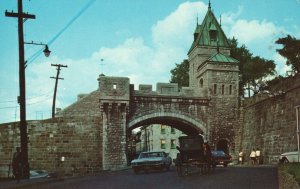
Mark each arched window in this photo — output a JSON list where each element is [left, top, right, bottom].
[[213, 84, 217, 95], [199, 78, 203, 88]]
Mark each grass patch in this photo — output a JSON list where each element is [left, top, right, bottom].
[[284, 163, 300, 184]]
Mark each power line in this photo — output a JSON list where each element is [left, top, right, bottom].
[[26, 0, 96, 65], [0, 91, 52, 104]]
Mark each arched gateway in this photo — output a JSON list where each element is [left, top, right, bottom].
[[98, 76, 211, 170], [98, 3, 239, 170]]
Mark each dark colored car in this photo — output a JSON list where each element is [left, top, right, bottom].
[[211, 150, 232, 167], [131, 151, 172, 174]]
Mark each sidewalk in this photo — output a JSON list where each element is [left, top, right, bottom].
[[0, 177, 64, 189]]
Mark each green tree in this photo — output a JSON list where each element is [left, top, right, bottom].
[[276, 35, 300, 74], [170, 59, 189, 88], [229, 38, 276, 97], [229, 37, 252, 97]]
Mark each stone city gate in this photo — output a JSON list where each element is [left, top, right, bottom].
[[99, 76, 210, 170]]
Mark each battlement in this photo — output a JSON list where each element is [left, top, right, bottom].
[[98, 75, 196, 98], [134, 83, 195, 97]]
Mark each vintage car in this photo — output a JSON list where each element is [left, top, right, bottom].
[[131, 151, 172, 174], [211, 150, 232, 167], [279, 151, 300, 163]]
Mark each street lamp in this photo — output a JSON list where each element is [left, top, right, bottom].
[[24, 41, 51, 58], [43, 45, 51, 57]]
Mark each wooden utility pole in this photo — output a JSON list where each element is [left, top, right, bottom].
[[5, 0, 36, 179], [50, 64, 67, 118]]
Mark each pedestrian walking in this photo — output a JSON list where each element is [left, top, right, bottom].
[[255, 148, 261, 165], [12, 147, 22, 182], [249, 149, 256, 165]]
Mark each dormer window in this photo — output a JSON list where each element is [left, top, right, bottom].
[[209, 23, 217, 41], [209, 29, 217, 41]]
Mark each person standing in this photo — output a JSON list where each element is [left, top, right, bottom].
[[12, 147, 22, 182], [255, 148, 261, 165], [249, 149, 256, 165]]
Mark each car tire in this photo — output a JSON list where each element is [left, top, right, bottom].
[[166, 164, 170, 171], [224, 163, 228, 167]]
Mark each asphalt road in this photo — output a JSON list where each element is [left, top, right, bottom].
[[28, 166, 278, 189]]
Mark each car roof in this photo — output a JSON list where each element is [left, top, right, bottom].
[[141, 151, 164, 154]]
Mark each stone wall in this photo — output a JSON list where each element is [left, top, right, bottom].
[[0, 117, 102, 177], [0, 88, 103, 178], [238, 75, 300, 164]]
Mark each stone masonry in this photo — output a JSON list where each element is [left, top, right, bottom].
[[237, 74, 300, 164]]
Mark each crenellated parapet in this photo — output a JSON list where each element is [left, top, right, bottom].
[[134, 83, 196, 97]]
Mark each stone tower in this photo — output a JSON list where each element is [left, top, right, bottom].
[[98, 75, 130, 170], [188, 2, 239, 153]]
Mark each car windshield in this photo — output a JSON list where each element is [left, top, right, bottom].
[[139, 152, 162, 158], [212, 151, 226, 156]]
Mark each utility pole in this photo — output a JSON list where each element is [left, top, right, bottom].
[[5, 0, 36, 179], [50, 64, 67, 118]]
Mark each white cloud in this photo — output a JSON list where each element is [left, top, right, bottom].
[[229, 19, 277, 44], [152, 1, 207, 49], [272, 53, 291, 75]]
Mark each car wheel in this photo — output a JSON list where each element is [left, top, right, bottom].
[[224, 163, 228, 167], [166, 164, 171, 171]]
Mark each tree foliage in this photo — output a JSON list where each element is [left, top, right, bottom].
[[170, 59, 189, 88], [229, 37, 276, 96], [276, 35, 300, 74]]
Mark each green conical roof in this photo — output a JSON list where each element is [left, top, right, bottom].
[[188, 8, 230, 54]]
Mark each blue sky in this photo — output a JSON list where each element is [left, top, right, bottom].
[[1, 0, 300, 123]]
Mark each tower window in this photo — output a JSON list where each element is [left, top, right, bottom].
[[229, 85, 232, 95], [222, 85, 225, 95], [113, 84, 117, 89], [213, 84, 217, 94], [199, 78, 203, 88]]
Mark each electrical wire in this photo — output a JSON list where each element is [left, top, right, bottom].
[[26, 0, 96, 66]]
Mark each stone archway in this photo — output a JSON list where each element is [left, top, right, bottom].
[[128, 112, 207, 136], [216, 139, 229, 154]]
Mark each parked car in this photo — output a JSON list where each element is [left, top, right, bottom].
[[131, 151, 172, 174], [211, 150, 232, 167], [279, 151, 300, 163], [30, 170, 49, 179]]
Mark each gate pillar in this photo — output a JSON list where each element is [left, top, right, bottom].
[[99, 76, 130, 170]]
